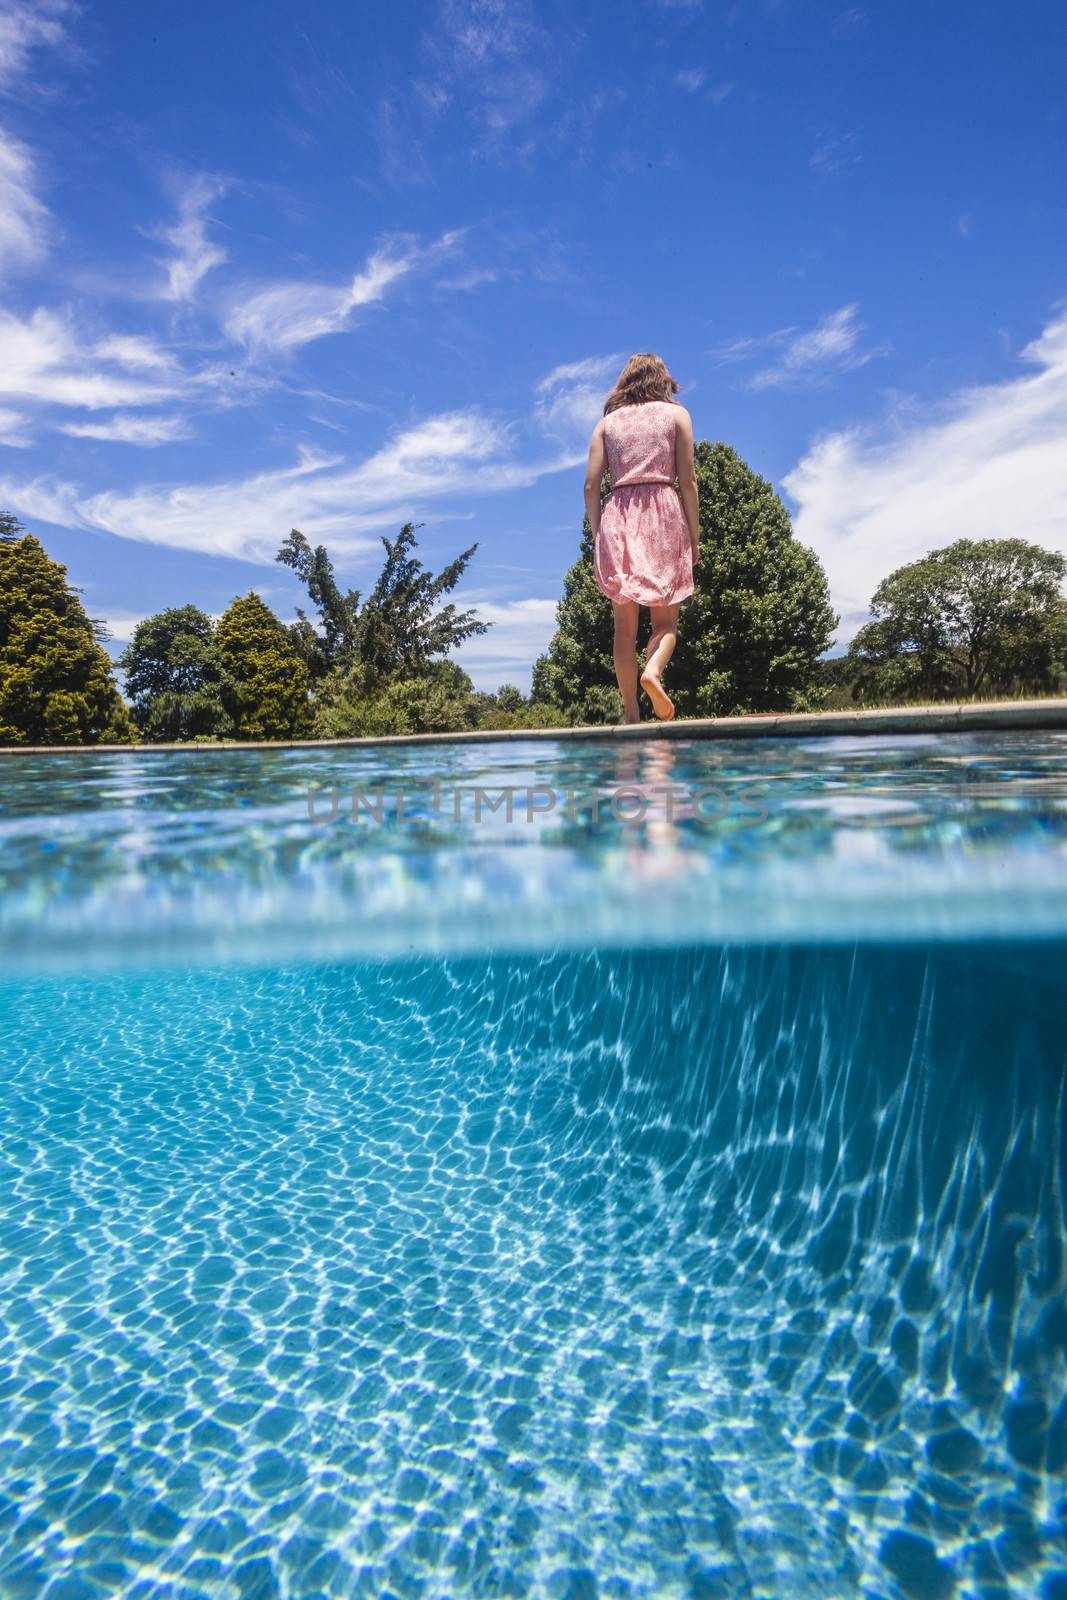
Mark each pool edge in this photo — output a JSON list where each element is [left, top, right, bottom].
[[4, 697, 1067, 754]]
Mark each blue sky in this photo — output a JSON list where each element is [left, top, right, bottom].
[[1, 0, 1065, 690]]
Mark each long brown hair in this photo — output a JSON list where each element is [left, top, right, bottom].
[[602, 353, 680, 415]]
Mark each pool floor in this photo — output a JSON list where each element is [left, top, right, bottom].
[[1, 941, 1065, 1598]]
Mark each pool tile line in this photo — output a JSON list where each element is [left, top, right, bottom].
[[3, 697, 1067, 756]]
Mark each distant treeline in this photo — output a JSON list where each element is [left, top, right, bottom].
[[2, 445, 1065, 745]]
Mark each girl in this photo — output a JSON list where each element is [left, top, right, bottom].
[[583, 353, 700, 723]]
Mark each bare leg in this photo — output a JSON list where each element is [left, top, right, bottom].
[[640, 603, 679, 720], [611, 600, 640, 724]]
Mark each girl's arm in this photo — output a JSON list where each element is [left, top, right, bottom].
[[583, 419, 607, 537], [674, 407, 701, 563]]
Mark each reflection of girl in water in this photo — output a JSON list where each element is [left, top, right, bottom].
[[583, 353, 701, 724]]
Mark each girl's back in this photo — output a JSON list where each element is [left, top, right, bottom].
[[603, 399, 678, 489]]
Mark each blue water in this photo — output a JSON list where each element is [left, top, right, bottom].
[[1, 735, 1065, 1599]]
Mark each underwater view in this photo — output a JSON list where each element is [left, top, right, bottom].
[[1, 733, 1066, 1599]]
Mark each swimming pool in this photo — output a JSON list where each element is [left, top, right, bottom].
[[1, 734, 1065, 1598]]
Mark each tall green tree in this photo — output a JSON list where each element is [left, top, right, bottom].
[[530, 516, 629, 724], [119, 606, 234, 742], [215, 592, 312, 740], [847, 538, 1067, 703], [0, 518, 134, 746], [533, 441, 837, 720], [277, 521, 488, 687], [275, 528, 361, 681]]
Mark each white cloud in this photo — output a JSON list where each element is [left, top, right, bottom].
[[752, 304, 871, 389], [225, 230, 463, 353], [157, 174, 228, 301], [452, 595, 558, 691], [714, 305, 879, 390], [830, 7, 868, 36], [417, 0, 555, 141], [673, 71, 731, 102], [94, 334, 176, 372], [0, 125, 48, 275], [810, 130, 860, 176], [535, 352, 625, 438], [60, 412, 189, 445], [0, 0, 70, 88], [0, 408, 581, 561], [782, 309, 1067, 640], [0, 308, 183, 409], [0, 405, 29, 445], [98, 615, 145, 645], [436, 265, 498, 291]]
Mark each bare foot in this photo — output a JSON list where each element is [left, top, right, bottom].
[[640, 670, 675, 721]]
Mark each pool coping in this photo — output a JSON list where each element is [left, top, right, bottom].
[[4, 698, 1067, 754]]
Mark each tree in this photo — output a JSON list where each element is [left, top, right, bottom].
[[530, 517, 628, 724], [215, 592, 312, 740], [275, 529, 361, 681], [0, 520, 134, 746], [847, 538, 1067, 703], [494, 684, 525, 714], [533, 441, 837, 721], [475, 683, 567, 731], [119, 606, 234, 742], [313, 658, 479, 738], [277, 521, 488, 686]]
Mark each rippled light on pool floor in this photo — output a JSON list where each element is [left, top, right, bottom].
[[1, 941, 1065, 1599]]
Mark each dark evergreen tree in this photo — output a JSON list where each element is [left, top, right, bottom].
[[0, 520, 134, 745], [216, 592, 312, 740], [530, 516, 630, 724]]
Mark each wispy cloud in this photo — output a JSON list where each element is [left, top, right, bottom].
[[225, 230, 463, 353], [673, 69, 732, 103], [0, 408, 581, 560], [436, 266, 498, 291], [406, 0, 569, 160], [713, 305, 880, 390], [93, 334, 176, 372], [0, 0, 71, 89], [155, 174, 228, 301], [830, 7, 867, 37], [60, 413, 190, 445], [452, 594, 558, 690], [810, 130, 861, 176], [0, 308, 182, 410], [0, 125, 48, 275], [0, 405, 29, 446], [534, 352, 625, 438], [782, 309, 1067, 639], [0, 308, 241, 450]]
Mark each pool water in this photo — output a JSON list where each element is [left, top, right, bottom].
[[1, 735, 1065, 1599]]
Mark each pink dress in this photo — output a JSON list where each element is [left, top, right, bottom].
[[594, 400, 694, 607]]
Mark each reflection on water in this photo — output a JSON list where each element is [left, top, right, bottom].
[[3, 731, 1067, 966], [0, 942, 1064, 1598]]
